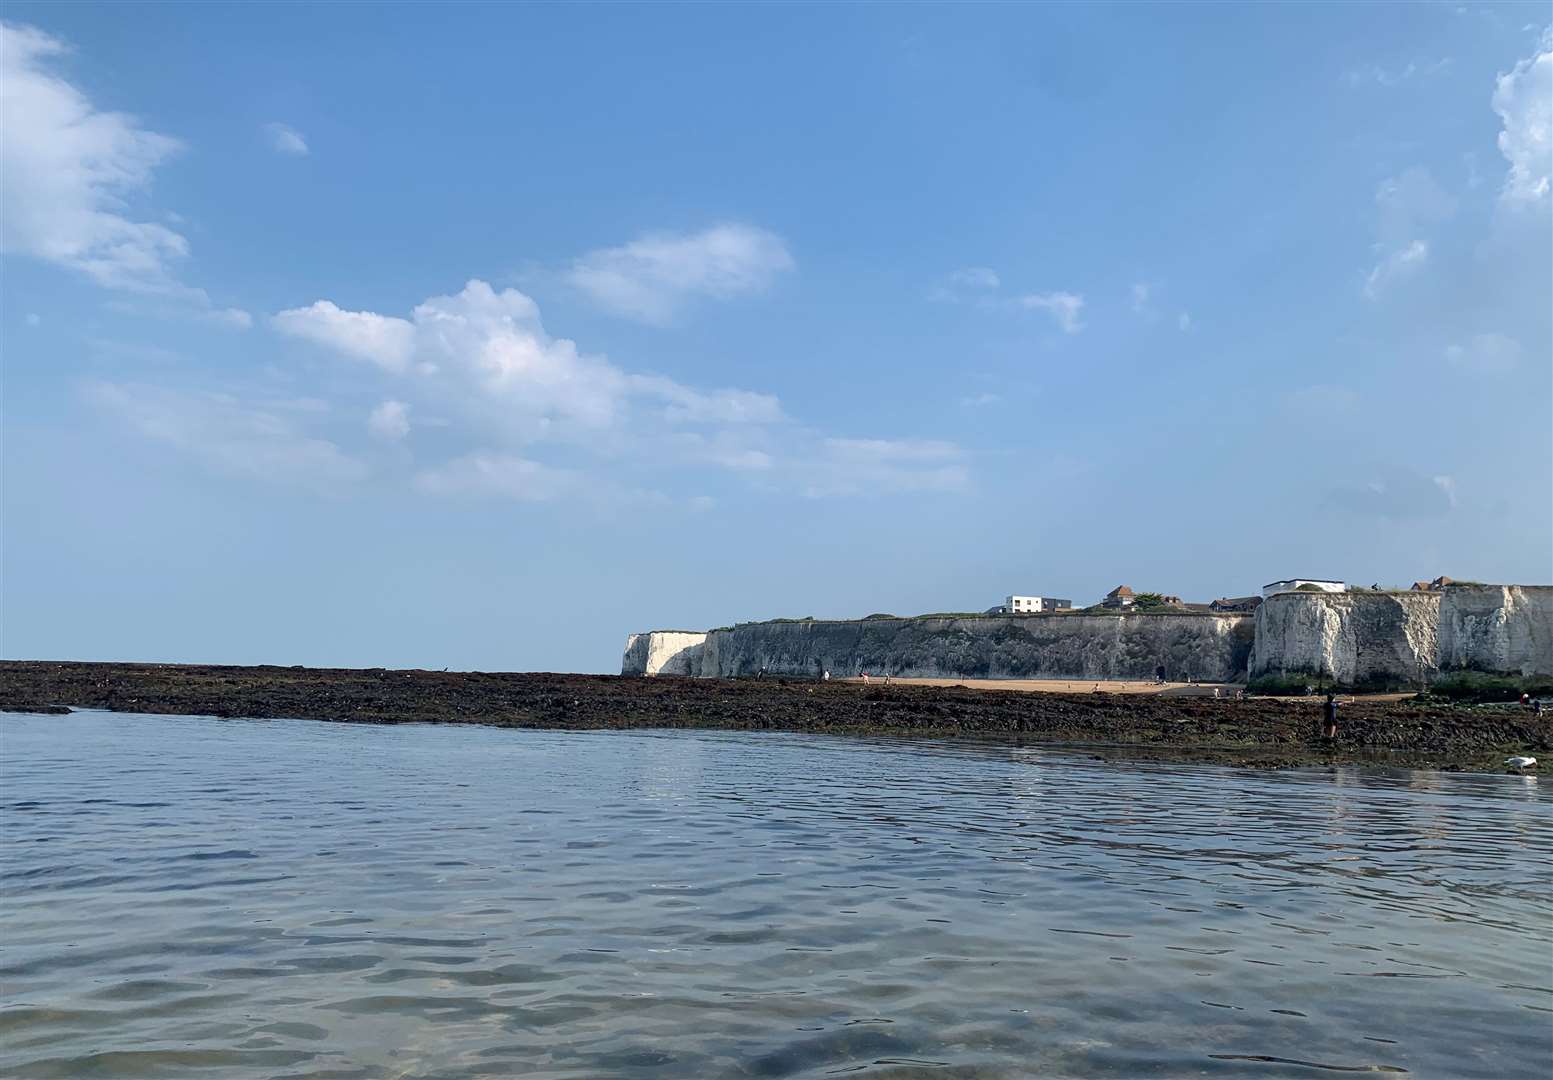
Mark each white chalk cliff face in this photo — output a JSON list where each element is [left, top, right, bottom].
[[624, 586, 1553, 684], [1250, 585, 1553, 684], [625, 614, 1255, 681], [1250, 592, 1440, 687], [622, 632, 707, 676], [1437, 586, 1553, 677]]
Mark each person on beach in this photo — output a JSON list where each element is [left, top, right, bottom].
[[862, 672, 870, 685], [1155, 664, 1166, 685], [1321, 693, 1339, 740]]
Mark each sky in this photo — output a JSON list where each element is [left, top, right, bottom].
[[2, 4, 1550, 673]]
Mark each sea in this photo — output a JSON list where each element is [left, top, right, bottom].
[[2, 710, 1549, 1078]]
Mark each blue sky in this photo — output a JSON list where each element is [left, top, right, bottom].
[[3, 4, 1549, 672]]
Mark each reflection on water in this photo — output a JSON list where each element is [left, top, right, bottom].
[[1, 711, 1549, 1079]]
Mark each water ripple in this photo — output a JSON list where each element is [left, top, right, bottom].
[[1, 710, 1549, 1078]]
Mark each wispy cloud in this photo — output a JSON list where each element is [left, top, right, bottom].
[[802, 438, 969, 498], [263, 122, 309, 156], [1, 22, 186, 291], [0, 21, 242, 325], [1445, 333, 1522, 372], [1017, 291, 1085, 334], [1364, 238, 1429, 297], [86, 381, 366, 492], [567, 224, 794, 324], [1343, 58, 1451, 87]]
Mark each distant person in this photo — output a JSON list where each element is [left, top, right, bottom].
[[1321, 693, 1339, 740], [862, 672, 870, 685], [1155, 664, 1166, 685], [1532, 698, 1543, 718], [1521, 693, 1531, 709], [822, 670, 830, 682]]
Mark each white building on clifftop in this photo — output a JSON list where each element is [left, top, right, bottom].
[[1262, 578, 1346, 598], [998, 595, 1072, 614]]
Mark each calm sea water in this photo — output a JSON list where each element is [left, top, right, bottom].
[[2, 711, 1550, 1079]]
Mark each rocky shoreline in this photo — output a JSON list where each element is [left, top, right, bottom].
[[1, 661, 1547, 773]]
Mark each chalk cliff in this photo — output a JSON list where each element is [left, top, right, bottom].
[[625, 613, 1254, 681], [1437, 585, 1553, 677], [625, 585, 1553, 685], [1248, 591, 1440, 687], [1249, 585, 1553, 686], [621, 631, 706, 677]]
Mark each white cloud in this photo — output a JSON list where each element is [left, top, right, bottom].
[[25, 313, 40, 327], [86, 381, 365, 491], [949, 266, 1000, 290], [1130, 282, 1152, 313], [1343, 58, 1450, 88], [1177, 311, 1192, 331], [803, 437, 970, 497], [0, 21, 242, 327], [207, 307, 252, 330], [0, 22, 187, 292], [1432, 474, 1458, 508], [273, 300, 416, 372], [1018, 291, 1085, 333], [272, 280, 786, 446], [1493, 28, 1552, 203], [960, 392, 1001, 407], [264, 122, 308, 156], [1444, 332, 1522, 372], [1364, 168, 1455, 298], [1364, 238, 1429, 297], [368, 399, 411, 441], [567, 223, 794, 323], [262, 279, 969, 503], [414, 453, 576, 501]]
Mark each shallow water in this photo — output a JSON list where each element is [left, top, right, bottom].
[[1, 711, 1549, 1079]]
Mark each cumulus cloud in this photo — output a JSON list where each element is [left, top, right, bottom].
[[1445, 332, 1522, 372], [264, 122, 308, 156], [263, 278, 969, 502], [567, 224, 794, 323], [86, 381, 365, 491], [1493, 28, 1551, 203], [273, 300, 416, 371], [272, 280, 788, 447], [368, 399, 411, 441], [1018, 291, 1085, 333]]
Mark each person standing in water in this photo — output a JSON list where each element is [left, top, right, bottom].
[[1321, 693, 1339, 740]]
